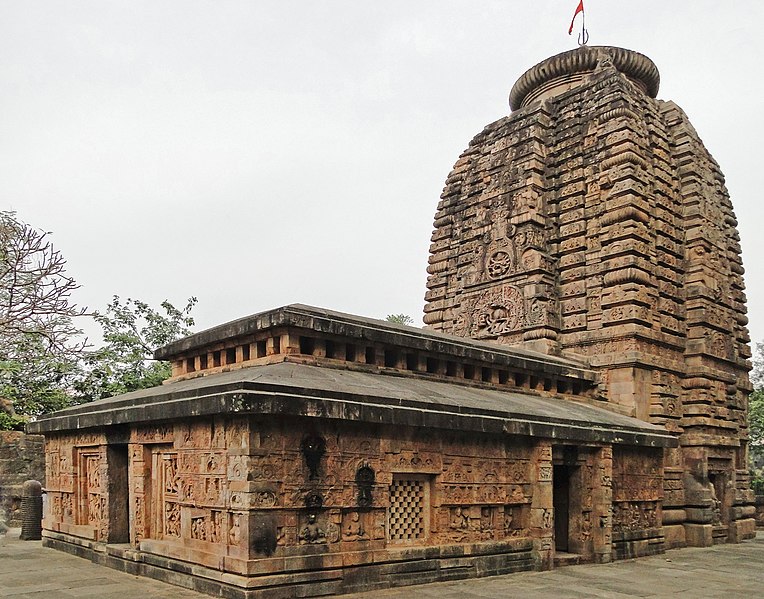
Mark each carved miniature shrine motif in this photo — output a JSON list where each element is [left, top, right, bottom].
[[425, 44, 754, 552]]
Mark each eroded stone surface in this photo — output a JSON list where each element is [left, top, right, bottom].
[[424, 45, 753, 551]]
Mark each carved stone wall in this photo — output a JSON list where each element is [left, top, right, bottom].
[[611, 446, 663, 559], [44, 431, 109, 542], [551, 445, 614, 563], [42, 416, 635, 587], [0, 431, 45, 527]]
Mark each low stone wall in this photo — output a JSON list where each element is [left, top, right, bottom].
[[0, 431, 45, 527]]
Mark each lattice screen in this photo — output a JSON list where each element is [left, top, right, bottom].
[[388, 477, 427, 542]]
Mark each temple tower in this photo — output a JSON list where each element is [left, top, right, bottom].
[[424, 45, 755, 546]]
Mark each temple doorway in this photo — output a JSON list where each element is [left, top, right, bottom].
[[107, 444, 129, 543], [553, 464, 572, 552]]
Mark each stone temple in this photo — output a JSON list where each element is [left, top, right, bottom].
[[28, 46, 756, 597]]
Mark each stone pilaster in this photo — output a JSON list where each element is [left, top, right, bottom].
[[592, 446, 613, 563], [531, 440, 553, 569]]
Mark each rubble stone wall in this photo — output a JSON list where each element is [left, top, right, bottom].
[[0, 431, 45, 527]]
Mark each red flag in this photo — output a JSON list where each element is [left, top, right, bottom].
[[568, 0, 584, 35]]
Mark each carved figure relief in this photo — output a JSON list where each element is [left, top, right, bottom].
[[133, 425, 173, 444], [210, 511, 223, 542], [86, 455, 101, 492], [211, 421, 225, 448], [87, 494, 104, 524], [503, 507, 514, 532], [226, 419, 248, 451], [326, 522, 340, 543], [486, 249, 513, 279], [204, 477, 224, 504], [157, 452, 181, 538], [710, 483, 722, 526], [51, 494, 62, 519], [301, 434, 326, 480], [182, 479, 196, 502], [449, 506, 469, 530], [454, 285, 526, 340], [49, 452, 59, 479], [305, 492, 323, 512], [62, 493, 73, 519], [163, 455, 179, 495], [581, 511, 592, 541], [342, 511, 368, 541], [134, 496, 144, 542], [611, 501, 659, 533], [299, 514, 326, 544], [191, 516, 207, 541], [512, 187, 541, 223], [355, 465, 375, 509], [228, 513, 241, 545], [188, 511, 223, 542], [542, 508, 553, 529], [255, 491, 277, 508], [480, 506, 494, 535], [164, 501, 180, 537]]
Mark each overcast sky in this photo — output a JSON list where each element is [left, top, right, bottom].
[[2, 1, 763, 348]]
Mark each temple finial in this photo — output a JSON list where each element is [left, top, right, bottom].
[[568, 0, 589, 46]]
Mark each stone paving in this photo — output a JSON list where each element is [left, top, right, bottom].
[[1, 529, 762, 598], [0, 529, 208, 599]]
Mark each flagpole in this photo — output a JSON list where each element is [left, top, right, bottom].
[[581, 11, 585, 43], [579, 9, 589, 46]]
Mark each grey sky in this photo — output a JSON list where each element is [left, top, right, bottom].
[[2, 1, 763, 348]]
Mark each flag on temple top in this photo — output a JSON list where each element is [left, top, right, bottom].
[[568, 0, 584, 35]]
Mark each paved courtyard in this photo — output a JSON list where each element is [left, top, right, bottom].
[[0, 529, 762, 598]]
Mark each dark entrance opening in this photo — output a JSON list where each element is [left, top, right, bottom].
[[553, 465, 571, 552], [107, 444, 130, 543]]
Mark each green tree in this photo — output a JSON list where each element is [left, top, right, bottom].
[[0, 212, 199, 429], [385, 313, 414, 326], [75, 296, 196, 400], [750, 389, 763, 449], [1, 212, 85, 428], [749, 342, 764, 488], [750, 342, 764, 445], [0, 335, 77, 429]]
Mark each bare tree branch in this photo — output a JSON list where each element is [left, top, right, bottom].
[[0, 211, 87, 359]]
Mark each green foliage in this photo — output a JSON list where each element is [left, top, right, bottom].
[[75, 296, 196, 401], [749, 342, 764, 488], [0, 406, 27, 431], [385, 313, 414, 326], [1, 336, 79, 420], [751, 388, 764, 447], [0, 212, 198, 429]]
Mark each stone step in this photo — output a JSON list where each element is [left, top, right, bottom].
[[554, 551, 582, 567]]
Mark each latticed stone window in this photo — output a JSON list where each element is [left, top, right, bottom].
[[388, 475, 430, 543]]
